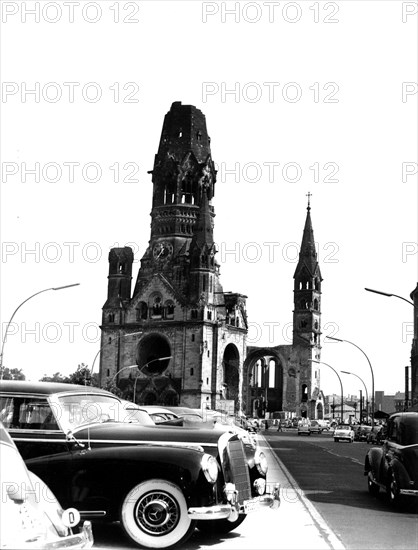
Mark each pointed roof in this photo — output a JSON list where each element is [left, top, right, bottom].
[[294, 196, 321, 278]]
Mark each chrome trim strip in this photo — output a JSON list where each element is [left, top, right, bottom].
[[10, 437, 68, 443], [76, 438, 215, 449]]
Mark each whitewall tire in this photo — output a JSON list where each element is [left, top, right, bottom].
[[121, 479, 196, 549]]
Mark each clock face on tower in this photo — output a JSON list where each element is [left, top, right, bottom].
[[153, 241, 173, 260]]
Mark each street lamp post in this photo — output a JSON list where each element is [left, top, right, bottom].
[[91, 331, 143, 377], [133, 356, 173, 403], [111, 364, 140, 383], [327, 336, 375, 428], [341, 371, 369, 423], [365, 288, 414, 306], [365, 287, 414, 411], [311, 359, 344, 423], [0, 283, 80, 379]]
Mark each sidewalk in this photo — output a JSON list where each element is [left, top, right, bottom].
[[256, 432, 345, 550]]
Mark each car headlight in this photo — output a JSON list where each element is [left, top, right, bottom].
[[201, 453, 219, 483], [254, 448, 268, 475]]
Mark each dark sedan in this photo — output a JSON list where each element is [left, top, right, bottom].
[[365, 412, 418, 506], [0, 380, 280, 548]]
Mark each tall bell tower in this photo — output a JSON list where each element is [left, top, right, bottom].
[[293, 193, 323, 412], [100, 102, 248, 411]]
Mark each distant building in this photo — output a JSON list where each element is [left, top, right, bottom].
[[375, 390, 409, 414]]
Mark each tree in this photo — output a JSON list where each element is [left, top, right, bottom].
[[0, 367, 25, 380], [101, 377, 123, 398], [39, 372, 70, 383], [67, 363, 99, 387]]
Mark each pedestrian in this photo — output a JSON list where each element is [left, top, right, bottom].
[[264, 418, 269, 430], [277, 419, 282, 432]]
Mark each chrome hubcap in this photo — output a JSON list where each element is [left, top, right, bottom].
[[135, 492, 179, 535]]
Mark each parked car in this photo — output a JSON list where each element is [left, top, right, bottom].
[[297, 421, 311, 436], [366, 425, 385, 445], [135, 405, 184, 426], [357, 425, 372, 442], [333, 424, 354, 442], [317, 419, 329, 431], [365, 412, 418, 506], [0, 380, 280, 548], [0, 421, 93, 549], [309, 420, 322, 434], [125, 402, 257, 448]]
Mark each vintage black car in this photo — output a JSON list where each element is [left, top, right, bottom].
[[365, 412, 418, 506], [0, 380, 280, 548]]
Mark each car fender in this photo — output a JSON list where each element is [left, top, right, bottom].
[[389, 459, 412, 488], [365, 447, 383, 477], [27, 444, 214, 520]]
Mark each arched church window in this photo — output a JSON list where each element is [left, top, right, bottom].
[[165, 301, 175, 319], [300, 320, 308, 328], [191, 309, 198, 320], [118, 263, 125, 274], [108, 313, 115, 323], [301, 384, 308, 402], [314, 299, 319, 310], [178, 128, 182, 138], [314, 320, 319, 330], [151, 295, 162, 317], [137, 302, 148, 320], [196, 130, 202, 141]]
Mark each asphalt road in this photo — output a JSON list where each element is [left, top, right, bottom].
[[92, 430, 417, 550], [264, 429, 418, 550]]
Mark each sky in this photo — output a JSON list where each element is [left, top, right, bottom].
[[1, 1, 417, 400]]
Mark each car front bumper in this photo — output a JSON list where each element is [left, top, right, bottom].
[[42, 521, 94, 549], [188, 483, 281, 520], [400, 489, 418, 496]]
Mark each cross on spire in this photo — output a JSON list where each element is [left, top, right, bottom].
[[306, 191, 312, 210]]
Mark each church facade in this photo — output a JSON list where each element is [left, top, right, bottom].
[[99, 101, 324, 418]]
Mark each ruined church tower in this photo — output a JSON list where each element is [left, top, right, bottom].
[[99, 102, 248, 411]]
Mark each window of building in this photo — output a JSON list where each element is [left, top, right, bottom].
[[165, 301, 175, 319], [151, 295, 163, 318]]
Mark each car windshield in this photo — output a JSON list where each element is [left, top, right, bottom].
[[53, 393, 125, 432]]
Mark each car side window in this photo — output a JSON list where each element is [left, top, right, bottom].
[[0, 396, 59, 430]]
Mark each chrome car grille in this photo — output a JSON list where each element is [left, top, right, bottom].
[[227, 439, 251, 502]]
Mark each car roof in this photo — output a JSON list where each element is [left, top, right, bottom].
[[0, 379, 115, 397]]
